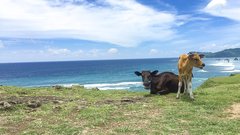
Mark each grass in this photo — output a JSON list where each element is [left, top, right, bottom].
[[0, 74, 240, 135]]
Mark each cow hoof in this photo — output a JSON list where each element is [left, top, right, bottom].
[[176, 96, 180, 99], [190, 97, 195, 100]]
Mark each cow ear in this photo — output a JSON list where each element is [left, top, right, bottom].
[[134, 71, 142, 76], [188, 53, 194, 59], [151, 70, 158, 75], [199, 54, 205, 59]]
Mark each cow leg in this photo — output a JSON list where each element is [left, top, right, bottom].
[[176, 81, 182, 99], [157, 89, 170, 95], [155, 79, 167, 94], [150, 87, 158, 94], [156, 79, 166, 90], [188, 81, 194, 100], [150, 89, 157, 94], [183, 78, 188, 95]]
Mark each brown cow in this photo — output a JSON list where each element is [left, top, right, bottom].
[[176, 52, 205, 99], [135, 70, 184, 95]]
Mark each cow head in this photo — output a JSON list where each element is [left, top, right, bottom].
[[134, 70, 158, 89], [188, 53, 205, 69]]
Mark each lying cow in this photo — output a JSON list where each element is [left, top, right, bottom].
[[135, 70, 184, 95], [176, 52, 205, 99]]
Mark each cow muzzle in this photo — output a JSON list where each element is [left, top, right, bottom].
[[143, 82, 150, 89], [199, 63, 205, 69]]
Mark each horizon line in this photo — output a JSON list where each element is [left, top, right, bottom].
[[0, 57, 179, 64]]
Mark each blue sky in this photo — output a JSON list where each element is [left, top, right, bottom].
[[0, 0, 240, 62]]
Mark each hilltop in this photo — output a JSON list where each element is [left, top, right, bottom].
[[0, 74, 240, 134], [203, 48, 240, 58]]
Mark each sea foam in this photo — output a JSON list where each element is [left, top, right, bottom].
[[220, 70, 240, 73], [84, 82, 142, 90], [209, 62, 234, 67], [197, 69, 208, 72]]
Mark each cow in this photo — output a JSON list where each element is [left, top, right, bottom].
[[135, 70, 184, 95], [176, 52, 205, 100]]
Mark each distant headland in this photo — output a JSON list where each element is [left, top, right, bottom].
[[199, 48, 240, 58]]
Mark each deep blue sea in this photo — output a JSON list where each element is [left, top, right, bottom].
[[0, 58, 240, 91]]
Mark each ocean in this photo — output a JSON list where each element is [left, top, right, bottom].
[[0, 58, 239, 91]]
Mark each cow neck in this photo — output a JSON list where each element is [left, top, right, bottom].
[[183, 59, 193, 74]]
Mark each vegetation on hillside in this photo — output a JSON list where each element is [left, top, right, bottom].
[[203, 48, 240, 58], [0, 74, 240, 135]]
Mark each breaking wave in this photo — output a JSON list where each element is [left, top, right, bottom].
[[197, 69, 208, 72], [84, 82, 142, 90]]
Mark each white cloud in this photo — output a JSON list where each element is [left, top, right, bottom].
[[88, 49, 100, 57], [204, 0, 240, 21], [149, 49, 158, 55], [107, 48, 118, 54], [47, 48, 71, 55], [199, 43, 217, 52], [0, 40, 4, 48], [73, 50, 84, 57], [0, 0, 178, 47], [206, 0, 227, 9]]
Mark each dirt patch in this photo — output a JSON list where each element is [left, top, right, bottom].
[[0, 96, 74, 110], [3, 117, 35, 135], [0, 117, 7, 125], [226, 103, 240, 119], [96, 96, 146, 106], [1, 96, 67, 104]]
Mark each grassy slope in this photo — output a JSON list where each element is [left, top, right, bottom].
[[0, 75, 240, 135]]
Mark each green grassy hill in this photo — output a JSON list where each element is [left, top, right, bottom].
[[204, 48, 240, 58], [0, 74, 240, 135]]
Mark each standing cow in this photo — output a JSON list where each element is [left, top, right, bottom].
[[176, 52, 205, 99]]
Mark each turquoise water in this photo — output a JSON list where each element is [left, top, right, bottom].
[[0, 58, 239, 91]]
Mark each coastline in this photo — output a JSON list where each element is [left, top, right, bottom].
[[1, 58, 239, 90]]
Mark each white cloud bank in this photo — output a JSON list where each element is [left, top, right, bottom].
[[107, 48, 118, 54], [204, 0, 240, 21], [0, 0, 179, 47], [47, 48, 71, 55], [0, 47, 123, 62], [0, 40, 4, 48], [149, 49, 158, 55]]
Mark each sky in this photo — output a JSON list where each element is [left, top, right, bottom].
[[0, 0, 240, 62]]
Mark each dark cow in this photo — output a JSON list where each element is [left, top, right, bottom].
[[135, 70, 184, 95]]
